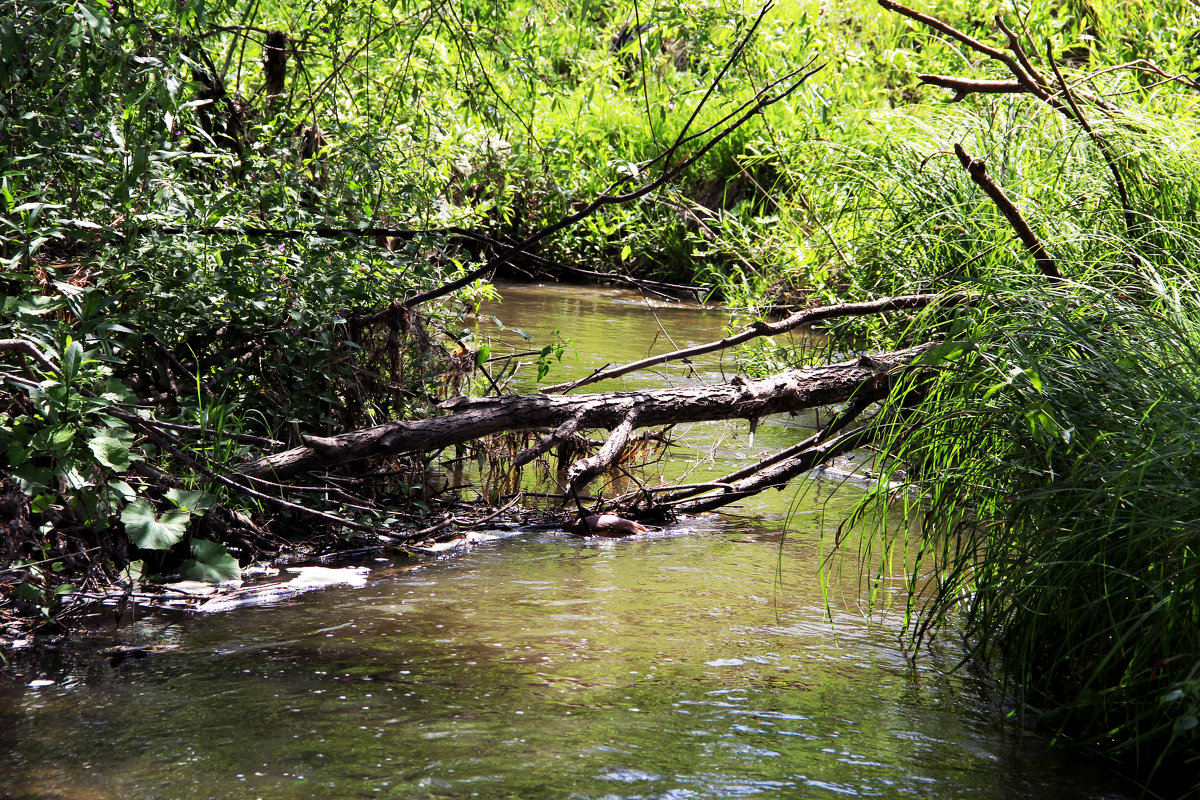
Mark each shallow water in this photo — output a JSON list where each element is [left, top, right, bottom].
[[0, 283, 1139, 799]]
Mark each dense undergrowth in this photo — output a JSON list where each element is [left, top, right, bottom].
[[5, 0, 1200, 787]]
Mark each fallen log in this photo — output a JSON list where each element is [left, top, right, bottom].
[[238, 344, 932, 485]]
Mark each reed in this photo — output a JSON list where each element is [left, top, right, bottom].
[[841, 275, 1200, 777]]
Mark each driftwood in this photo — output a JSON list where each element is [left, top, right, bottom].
[[238, 345, 932, 495]]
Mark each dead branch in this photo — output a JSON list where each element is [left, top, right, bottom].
[[650, 394, 877, 507], [917, 75, 1025, 102], [0, 339, 60, 376], [1045, 41, 1137, 242], [567, 407, 642, 493], [513, 409, 585, 467], [238, 345, 932, 483], [953, 144, 1061, 281], [108, 408, 386, 535], [993, 18, 1049, 92], [541, 293, 960, 394], [883, 0, 1138, 264], [670, 424, 878, 515], [407, 495, 523, 542], [879, 0, 1045, 95]]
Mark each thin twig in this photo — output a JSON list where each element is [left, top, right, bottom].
[[1045, 40, 1138, 243], [0, 339, 60, 376], [123, 413, 387, 534], [878, 0, 1043, 94], [540, 293, 960, 393]]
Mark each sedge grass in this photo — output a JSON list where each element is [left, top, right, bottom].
[[841, 277, 1200, 779]]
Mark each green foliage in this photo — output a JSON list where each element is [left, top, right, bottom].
[[3, 0, 812, 604], [849, 283, 1200, 771], [535, 330, 571, 383], [121, 498, 190, 550], [179, 538, 240, 583], [758, 0, 1200, 780], [8, 0, 1200, 778]]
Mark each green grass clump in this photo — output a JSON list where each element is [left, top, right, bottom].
[[757, 2, 1200, 780], [857, 280, 1200, 775]]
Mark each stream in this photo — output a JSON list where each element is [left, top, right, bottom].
[[0, 283, 1138, 799]]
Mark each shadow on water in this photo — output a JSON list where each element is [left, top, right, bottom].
[[0, 284, 1143, 799]]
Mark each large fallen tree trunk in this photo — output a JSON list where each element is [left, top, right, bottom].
[[238, 345, 933, 487]]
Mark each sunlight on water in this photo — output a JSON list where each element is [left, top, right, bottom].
[[0, 522, 1137, 799], [0, 284, 1139, 799]]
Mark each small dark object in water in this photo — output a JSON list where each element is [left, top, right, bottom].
[[563, 514, 648, 537], [102, 645, 153, 666]]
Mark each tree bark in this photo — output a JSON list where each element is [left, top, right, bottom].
[[238, 345, 932, 482]]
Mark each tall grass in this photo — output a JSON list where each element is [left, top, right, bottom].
[[851, 279, 1200, 777], [778, 25, 1200, 778]]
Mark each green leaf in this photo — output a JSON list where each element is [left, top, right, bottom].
[[53, 583, 76, 596], [923, 340, 971, 365], [6, 441, 30, 467], [75, 2, 111, 35], [107, 479, 137, 502], [475, 346, 491, 368], [47, 424, 76, 455], [122, 560, 145, 584], [166, 488, 218, 514], [101, 377, 138, 404], [620, 244, 632, 261], [62, 340, 83, 383], [89, 434, 132, 471], [16, 583, 43, 601], [13, 463, 52, 493], [179, 539, 240, 583], [121, 499, 190, 550]]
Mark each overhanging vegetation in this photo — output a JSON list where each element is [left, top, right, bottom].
[[4, 0, 1200, 788]]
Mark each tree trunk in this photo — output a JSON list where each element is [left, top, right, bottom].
[[238, 345, 930, 484]]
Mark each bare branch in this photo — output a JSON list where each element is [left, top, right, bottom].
[[954, 144, 1061, 281], [878, 0, 1043, 94], [567, 407, 642, 493], [669, 424, 878, 515], [651, 394, 877, 506], [540, 293, 960, 394], [1045, 41, 1137, 243], [918, 75, 1025, 101], [513, 409, 585, 468], [238, 346, 932, 481], [995, 16, 1051, 95], [0, 339, 60, 376]]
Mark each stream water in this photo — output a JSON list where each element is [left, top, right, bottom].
[[0, 283, 1139, 799]]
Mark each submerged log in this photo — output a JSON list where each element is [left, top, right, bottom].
[[238, 344, 931, 484]]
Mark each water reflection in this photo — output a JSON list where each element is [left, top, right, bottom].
[[0, 283, 1140, 799], [0, 524, 1137, 799]]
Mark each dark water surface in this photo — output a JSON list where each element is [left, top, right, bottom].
[[0, 284, 1138, 799]]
